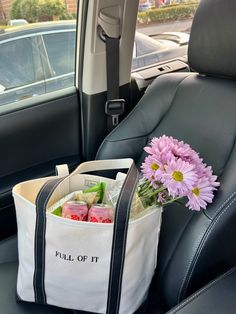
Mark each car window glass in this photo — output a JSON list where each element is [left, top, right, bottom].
[[0, 0, 78, 106], [133, 0, 200, 71], [43, 31, 75, 77], [0, 37, 36, 89], [135, 32, 167, 57]]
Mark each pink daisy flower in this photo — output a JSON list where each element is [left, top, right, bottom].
[[139, 135, 220, 211], [186, 177, 215, 211], [172, 140, 193, 158], [144, 135, 173, 155], [141, 155, 163, 185], [201, 165, 220, 189], [144, 135, 202, 166], [162, 158, 198, 198]]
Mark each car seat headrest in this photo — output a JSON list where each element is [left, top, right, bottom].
[[188, 0, 236, 79]]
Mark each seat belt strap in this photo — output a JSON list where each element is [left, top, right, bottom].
[[105, 36, 119, 102], [98, 9, 125, 132], [104, 36, 125, 131]]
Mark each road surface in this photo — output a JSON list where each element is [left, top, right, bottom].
[[137, 19, 192, 35]]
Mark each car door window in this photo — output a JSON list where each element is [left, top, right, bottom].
[[42, 30, 75, 77], [0, 37, 38, 89], [0, 15, 77, 106]]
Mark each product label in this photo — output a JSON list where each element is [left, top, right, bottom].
[[84, 179, 99, 187], [55, 250, 99, 263]]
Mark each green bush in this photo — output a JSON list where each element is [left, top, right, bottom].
[[138, 3, 199, 24], [161, 4, 181, 8], [137, 11, 150, 24], [0, 20, 7, 26], [11, 0, 66, 22], [60, 12, 76, 20]]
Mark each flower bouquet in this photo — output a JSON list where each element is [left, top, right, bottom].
[[138, 135, 220, 211]]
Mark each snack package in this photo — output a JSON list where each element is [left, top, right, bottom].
[[74, 182, 106, 207], [105, 176, 146, 221], [75, 191, 99, 207], [130, 193, 145, 220], [83, 182, 106, 203]]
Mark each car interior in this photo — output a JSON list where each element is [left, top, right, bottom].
[[0, 0, 236, 313]]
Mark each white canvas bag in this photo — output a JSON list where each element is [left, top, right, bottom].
[[13, 159, 162, 314]]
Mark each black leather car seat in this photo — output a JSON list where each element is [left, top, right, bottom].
[[0, 0, 236, 313], [96, 0, 236, 311]]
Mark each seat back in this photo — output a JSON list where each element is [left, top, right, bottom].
[[97, 0, 236, 310]]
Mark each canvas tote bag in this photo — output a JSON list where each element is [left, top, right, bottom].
[[13, 159, 162, 314]]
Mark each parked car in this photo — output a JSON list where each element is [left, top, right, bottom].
[[0, 21, 76, 105], [7, 19, 28, 26], [133, 31, 188, 69], [0, 21, 188, 105], [138, 2, 152, 11], [152, 31, 190, 45]]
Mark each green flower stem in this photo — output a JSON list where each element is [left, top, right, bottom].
[[139, 185, 150, 194], [162, 196, 183, 206], [142, 186, 166, 198], [139, 182, 150, 194], [138, 183, 153, 196]]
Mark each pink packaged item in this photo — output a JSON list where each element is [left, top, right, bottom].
[[88, 204, 113, 223], [62, 201, 88, 221]]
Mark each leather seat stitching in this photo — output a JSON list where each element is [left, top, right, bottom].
[[146, 74, 193, 137], [97, 135, 147, 144], [168, 266, 236, 313], [204, 191, 236, 219], [178, 194, 236, 302], [158, 211, 196, 287], [178, 192, 236, 301]]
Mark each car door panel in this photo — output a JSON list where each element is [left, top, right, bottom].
[[0, 89, 81, 240], [0, 81, 46, 104]]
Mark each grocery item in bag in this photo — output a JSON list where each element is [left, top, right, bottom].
[[62, 201, 88, 221], [88, 204, 113, 223]]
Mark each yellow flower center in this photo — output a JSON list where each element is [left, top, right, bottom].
[[150, 163, 159, 171], [192, 187, 200, 196], [172, 171, 183, 182]]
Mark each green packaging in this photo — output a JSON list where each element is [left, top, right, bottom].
[[51, 206, 62, 217], [83, 182, 106, 203]]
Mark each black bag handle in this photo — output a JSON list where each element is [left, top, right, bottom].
[[106, 161, 139, 314], [33, 160, 139, 314]]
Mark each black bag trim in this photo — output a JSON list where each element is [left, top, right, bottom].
[[106, 162, 139, 314], [33, 178, 63, 304]]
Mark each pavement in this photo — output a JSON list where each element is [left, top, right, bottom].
[[136, 19, 192, 36]]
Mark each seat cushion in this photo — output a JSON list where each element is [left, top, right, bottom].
[[0, 262, 71, 314]]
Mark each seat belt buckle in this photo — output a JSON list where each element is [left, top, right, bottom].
[[105, 99, 125, 126]]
